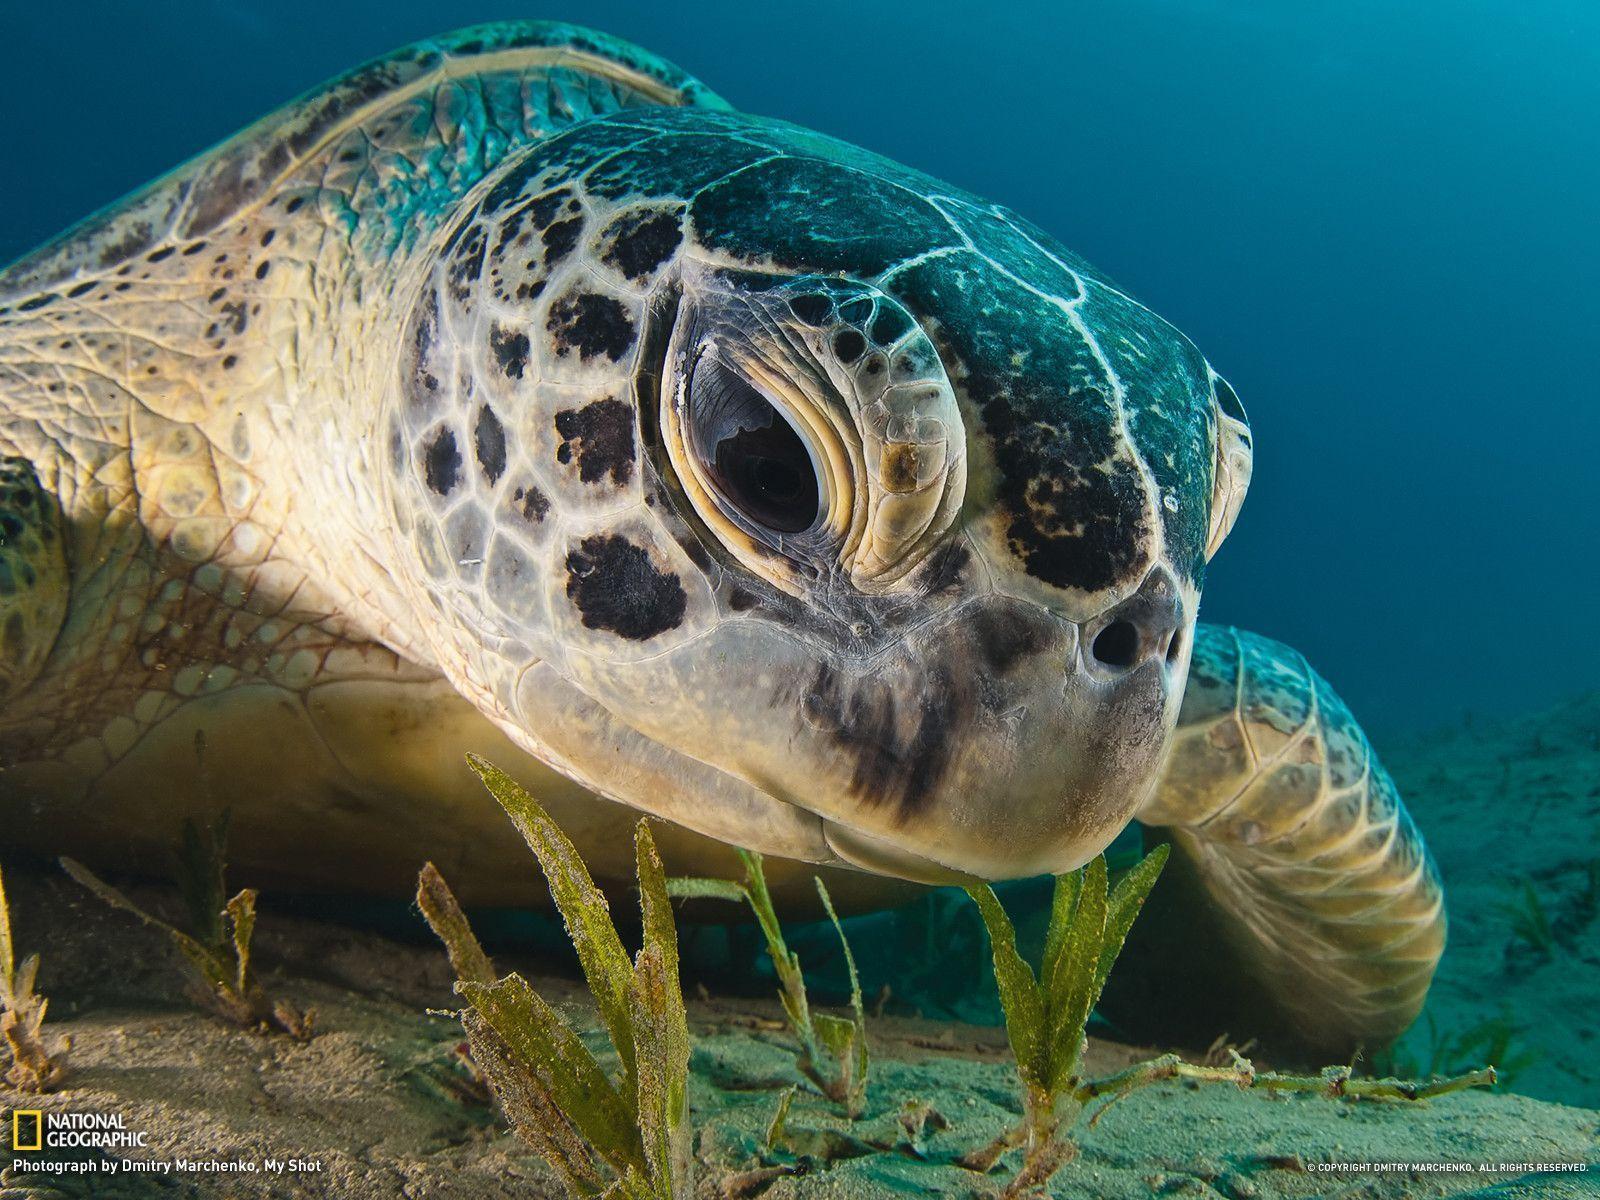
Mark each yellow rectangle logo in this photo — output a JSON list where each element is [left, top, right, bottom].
[[12, 1109, 43, 1152]]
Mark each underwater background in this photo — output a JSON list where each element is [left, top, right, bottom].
[[4, 0, 1597, 1140]]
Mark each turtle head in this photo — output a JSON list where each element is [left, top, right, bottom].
[[386, 110, 1253, 882]]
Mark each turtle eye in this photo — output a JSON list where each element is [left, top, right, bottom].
[[685, 356, 820, 534]]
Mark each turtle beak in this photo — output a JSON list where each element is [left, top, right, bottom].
[[822, 821, 981, 885], [806, 568, 1192, 884]]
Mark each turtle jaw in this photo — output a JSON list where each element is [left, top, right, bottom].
[[808, 664, 1181, 884], [515, 571, 1191, 884], [792, 565, 1194, 883], [820, 821, 982, 885], [771, 600, 1192, 884]]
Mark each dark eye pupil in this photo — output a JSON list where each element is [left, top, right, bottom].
[[750, 456, 803, 503], [688, 359, 819, 534]]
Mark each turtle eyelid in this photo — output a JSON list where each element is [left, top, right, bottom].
[[1205, 373, 1253, 560]]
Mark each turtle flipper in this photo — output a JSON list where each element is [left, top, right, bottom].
[[1122, 624, 1445, 1058], [0, 457, 67, 705]]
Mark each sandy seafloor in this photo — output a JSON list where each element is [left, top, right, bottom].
[[1, 695, 1596, 1199]]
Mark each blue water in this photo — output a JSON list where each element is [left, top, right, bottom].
[[4, 0, 1596, 734]]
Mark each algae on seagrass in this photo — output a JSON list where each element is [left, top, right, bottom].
[[418, 755, 692, 1199], [0, 862, 69, 1092], [964, 845, 1497, 1197], [59, 814, 313, 1038], [668, 849, 870, 1118]]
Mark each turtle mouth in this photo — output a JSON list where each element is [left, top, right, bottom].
[[820, 819, 979, 885]]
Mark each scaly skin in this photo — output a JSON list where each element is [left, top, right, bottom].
[[0, 22, 1442, 1050], [1140, 626, 1446, 1054]]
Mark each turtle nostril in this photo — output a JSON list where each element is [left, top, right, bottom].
[[1091, 620, 1140, 669], [1085, 569, 1185, 676]]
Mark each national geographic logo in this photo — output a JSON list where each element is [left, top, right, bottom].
[[8, 1107, 325, 1180], [7, 1108, 147, 1150], [11, 1110, 42, 1152]]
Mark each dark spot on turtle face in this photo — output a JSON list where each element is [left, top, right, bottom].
[[880, 443, 920, 492], [407, 293, 443, 407], [564, 533, 686, 640], [474, 405, 507, 485], [490, 324, 531, 379], [598, 207, 684, 282], [546, 291, 635, 362], [893, 347, 935, 383], [511, 485, 549, 524], [254, 260, 271, 280], [501, 187, 574, 237], [553, 398, 636, 486], [446, 224, 487, 302], [147, 247, 175, 263], [727, 586, 761, 612], [67, 281, 96, 298], [492, 216, 527, 260], [527, 190, 570, 227], [541, 216, 584, 267], [801, 662, 968, 820], [1007, 458, 1150, 594], [789, 293, 832, 325], [833, 330, 867, 363], [415, 299, 438, 353], [869, 307, 912, 346], [423, 428, 462, 496], [969, 604, 1053, 675]]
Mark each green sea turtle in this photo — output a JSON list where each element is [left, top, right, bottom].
[[0, 23, 1443, 1053]]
